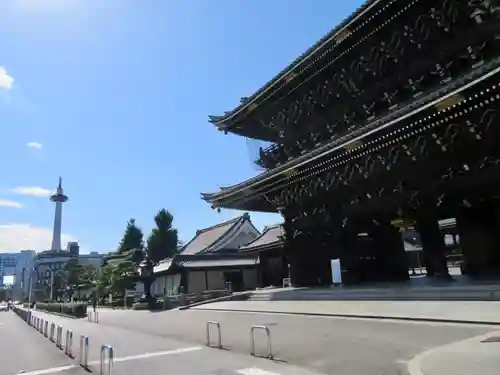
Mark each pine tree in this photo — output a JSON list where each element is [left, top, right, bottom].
[[146, 209, 178, 263], [118, 218, 144, 253]]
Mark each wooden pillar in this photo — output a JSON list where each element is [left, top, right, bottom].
[[456, 204, 500, 277], [415, 197, 450, 278]]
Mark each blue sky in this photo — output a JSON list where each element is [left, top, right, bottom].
[[0, 0, 364, 253]]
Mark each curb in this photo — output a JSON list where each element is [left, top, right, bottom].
[[190, 307, 500, 326], [179, 292, 251, 310], [31, 309, 85, 320]]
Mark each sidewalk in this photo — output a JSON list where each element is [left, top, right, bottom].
[[408, 330, 500, 375], [191, 300, 500, 325]]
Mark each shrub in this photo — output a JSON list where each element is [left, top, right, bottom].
[[35, 302, 87, 318]]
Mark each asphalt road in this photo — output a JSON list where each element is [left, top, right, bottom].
[[26, 309, 322, 375], [91, 307, 496, 375], [0, 310, 79, 375]]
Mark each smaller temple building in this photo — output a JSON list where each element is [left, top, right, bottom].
[[152, 214, 262, 296]]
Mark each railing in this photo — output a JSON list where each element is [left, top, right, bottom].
[[250, 325, 273, 359], [206, 321, 222, 349]]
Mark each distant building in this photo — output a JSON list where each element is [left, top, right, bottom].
[[0, 250, 36, 297], [78, 252, 103, 268], [67, 242, 80, 256], [32, 246, 103, 298]]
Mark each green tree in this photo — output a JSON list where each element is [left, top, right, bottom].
[[146, 209, 179, 263], [110, 260, 138, 295], [83, 264, 98, 284], [53, 270, 69, 300], [63, 261, 86, 286], [118, 218, 144, 254], [97, 265, 113, 299]]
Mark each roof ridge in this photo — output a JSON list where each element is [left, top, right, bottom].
[[196, 213, 249, 234], [202, 213, 252, 253], [179, 213, 253, 255], [240, 223, 283, 248]]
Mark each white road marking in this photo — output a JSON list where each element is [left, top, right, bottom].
[[237, 368, 281, 375], [111, 346, 203, 363], [15, 346, 204, 375], [14, 365, 79, 375]]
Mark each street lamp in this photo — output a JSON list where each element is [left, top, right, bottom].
[[45, 268, 55, 301], [138, 253, 155, 306]]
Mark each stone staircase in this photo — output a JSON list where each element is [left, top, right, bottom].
[[246, 284, 500, 302]]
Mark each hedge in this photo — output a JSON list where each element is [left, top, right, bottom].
[[13, 305, 30, 321], [35, 302, 87, 318]]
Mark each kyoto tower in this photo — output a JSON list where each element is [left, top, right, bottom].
[[49, 177, 68, 251]]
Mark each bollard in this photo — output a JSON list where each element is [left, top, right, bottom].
[[50, 323, 56, 342], [39, 319, 44, 334], [250, 325, 273, 359], [206, 321, 222, 349], [79, 335, 89, 369], [100, 345, 114, 375], [44, 321, 49, 337], [88, 311, 99, 323], [65, 330, 73, 357], [56, 326, 63, 349]]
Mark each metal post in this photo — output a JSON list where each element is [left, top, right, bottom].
[[250, 325, 273, 359], [79, 335, 89, 369], [44, 320, 49, 337], [56, 326, 63, 348], [95, 311, 99, 323], [39, 319, 44, 333], [206, 321, 222, 348], [65, 330, 73, 357], [27, 270, 33, 318], [50, 323, 55, 342], [100, 345, 114, 375]]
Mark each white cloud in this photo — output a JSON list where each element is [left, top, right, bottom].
[[0, 67, 14, 90], [0, 199, 22, 208], [11, 186, 52, 197], [27, 141, 43, 149], [0, 223, 77, 253]]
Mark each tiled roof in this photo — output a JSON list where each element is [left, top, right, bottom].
[[179, 257, 259, 268], [180, 213, 254, 255], [153, 254, 259, 274], [240, 224, 283, 250]]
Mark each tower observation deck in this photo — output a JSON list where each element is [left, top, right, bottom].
[[49, 177, 68, 251]]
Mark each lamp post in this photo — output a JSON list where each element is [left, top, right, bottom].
[[138, 254, 155, 307], [27, 266, 37, 317], [46, 268, 55, 301]]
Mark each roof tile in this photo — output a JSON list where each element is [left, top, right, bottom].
[[180, 214, 251, 255]]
